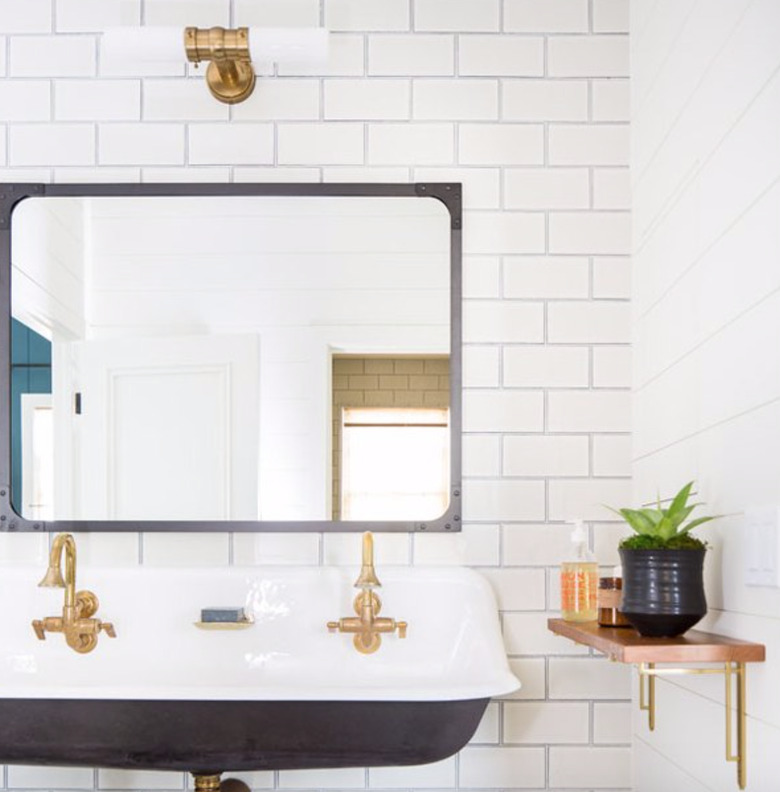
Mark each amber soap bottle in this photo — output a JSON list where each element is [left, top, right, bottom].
[[560, 520, 598, 622]]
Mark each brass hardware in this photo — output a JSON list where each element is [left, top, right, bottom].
[[192, 774, 222, 792], [32, 533, 116, 654], [354, 531, 382, 588], [191, 773, 250, 792], [194, 619, 253, 631], [638, 661, 655, 731], [327, 531, 407, 654], [638, 661, 749, 789], [184, 27, 255, 105]]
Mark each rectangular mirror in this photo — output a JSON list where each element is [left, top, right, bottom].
[[0, 183, 462, 533]]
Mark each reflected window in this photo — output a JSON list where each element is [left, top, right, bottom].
[[341, 407, 449, 521]]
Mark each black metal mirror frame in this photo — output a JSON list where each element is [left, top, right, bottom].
[[0, 182, 462, 533]]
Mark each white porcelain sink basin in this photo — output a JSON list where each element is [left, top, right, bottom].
[[0, 565, 518, 772]]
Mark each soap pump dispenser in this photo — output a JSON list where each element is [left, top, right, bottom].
[[560, 520, 598, 622]]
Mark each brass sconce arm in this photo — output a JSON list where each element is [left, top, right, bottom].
[[184, 27, 255, 105]]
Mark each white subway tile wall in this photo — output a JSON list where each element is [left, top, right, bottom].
[[235, 0, 320, 28], [324, 78, 410, 120], [232, 80, 321, 121], [0, 0, 53, 33], [501, 79, 589, 121], [504, 0, 589, 34], [143, 0, 230, 28], [56, 80, 142, 122], [325, 0, 410, 32], [368, 34, 454, 76], [0, 81, 51, 121], [10, 123, 95, 166], [0, 1, 630, 790], [143, 80, 229, 122], [9, 35, 96, 77], [55, 0, 142, 32], [458, 35, 544, 77]]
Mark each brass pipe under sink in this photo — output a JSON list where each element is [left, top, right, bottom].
[[192, 773, 250, 792]]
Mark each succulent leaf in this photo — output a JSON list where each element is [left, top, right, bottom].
[[668, 504, 697, 530], [656, 516, 676, 541], [639, 508, 664, 526], [679, 515, 719, 534], [668, 481, 694, 518], [616, 508, 655, 534]]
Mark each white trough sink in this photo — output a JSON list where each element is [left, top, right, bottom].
[[0, 565, 519, 772]]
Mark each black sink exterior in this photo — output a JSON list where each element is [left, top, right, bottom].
[[0, 699, 489, 772]]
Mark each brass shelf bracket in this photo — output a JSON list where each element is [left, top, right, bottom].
[[638, 661, 748, 789], [638, 661, 656, 731]]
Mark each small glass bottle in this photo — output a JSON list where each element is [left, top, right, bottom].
[[560, 520, 598, 622], [598, 570, 630, 627]]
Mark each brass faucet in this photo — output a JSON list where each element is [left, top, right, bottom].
[[32, 533, 116, 654], [327, 532, 407, 654]]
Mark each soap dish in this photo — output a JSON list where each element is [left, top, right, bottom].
[[194, 619, 253, 631], [194, 606, 253, 630]]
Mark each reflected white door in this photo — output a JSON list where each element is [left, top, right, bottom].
[[20, 393, 54, 521], [55, 335, 259, 521]]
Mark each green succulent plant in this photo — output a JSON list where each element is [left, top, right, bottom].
[[611, 481, 721, 550]]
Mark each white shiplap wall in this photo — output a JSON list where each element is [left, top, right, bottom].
[[0, 1, 632, 789], [631, 0, 780, 789]]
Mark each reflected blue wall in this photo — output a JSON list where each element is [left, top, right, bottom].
[[11, 319, 52, 511]]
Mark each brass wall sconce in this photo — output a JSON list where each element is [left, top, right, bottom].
[[101, 26, 329, 105], [184, 27, 255, 105]]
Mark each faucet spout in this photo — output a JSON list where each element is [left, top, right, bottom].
[[39, 533, 77, 609], [354, 531, 381, 589]]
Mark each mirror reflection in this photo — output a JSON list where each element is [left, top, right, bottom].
[[11, 195, 450, 524]]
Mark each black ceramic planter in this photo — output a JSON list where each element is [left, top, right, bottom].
[[619, 547, 707, 638]]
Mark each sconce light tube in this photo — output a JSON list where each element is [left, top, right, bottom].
[[249, 27, 328, 65], [101, 26, 329, 65], [101, 27, 183, 63]]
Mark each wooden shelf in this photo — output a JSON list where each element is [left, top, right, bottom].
[[547, 618, 765, 789], [547, 618, 766, 664]]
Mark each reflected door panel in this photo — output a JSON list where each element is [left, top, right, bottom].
[[56, 335, 259, 521]]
